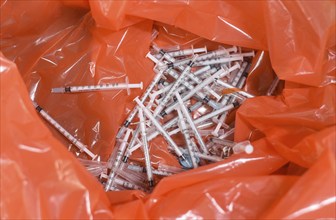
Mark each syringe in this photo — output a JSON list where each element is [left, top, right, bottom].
[[101, 173, 146, 191], [185, 70, 222, 101], [105, 128, 132, 191], [212, 63, 249, 136], [175, 92, 208, 154], [128, 102, 236, 156], [160, 64, 240, 117], [127, 164, 174, 176], [149, 83, 173, 100], [232, 141, 254, 154], [192, 65, 211, 76], [146, 53, 220, 111], [33, 102, 97, 160], [158, 163, 184, 174], [138, 108, 154, 187], [122, 124, 141, 163], [151, 44, 180, 58], [230, 51, 255, 58], [134, 97, 187, 162], [198, 129, 225, 136], [215, 80, 254, 99], [179, 147, 222, 163], [176, 108, 199, 168], [166, 103, 237, 139], [193, 56, 244, 67], [229, 62, 248, 89], [212, 140, 254, 157], [166, 46, 207, 57], [150, 78, 199, 102], [196, 46, 238, 61], [210, 138, 235, 147], [116, 69, 166, 139], [152, 55, 199, 117], [267, 76, 280, 96], [151, 29, 159, 41], [116, 164, 147, 187], [150, 47, 222, 101], [163, 55, 243, 69], [125, 101, 203, 158], [78, 158, 107, 177], [122, 89, 171, 164], [195, 152, 222, 162], [218, 127, 235, 140], [193, 102, 239, 124], [52, 77, 143, 95]]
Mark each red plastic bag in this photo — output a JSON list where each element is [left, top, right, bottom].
[[1, 1, 335, 219], [90, 0, 336, 86]]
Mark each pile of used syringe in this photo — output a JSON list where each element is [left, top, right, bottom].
[[102, 43, 256, 192]]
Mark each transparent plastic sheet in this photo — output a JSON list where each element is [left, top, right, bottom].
[[0, 53, 114, 219], [1, 1, 335, 219], [1, 3, 154, 161], [235, 85, 336, 168], [89, 0, 336, 87]]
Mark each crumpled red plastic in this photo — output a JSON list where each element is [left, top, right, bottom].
[[1, 1, 335, 219]]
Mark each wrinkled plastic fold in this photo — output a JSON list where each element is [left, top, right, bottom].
[[1, 0, 335, 219]]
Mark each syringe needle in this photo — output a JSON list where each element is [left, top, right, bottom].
[[138, 108, 154, 187], [32, 101, 97, 160], [51, 77, 143, 94]]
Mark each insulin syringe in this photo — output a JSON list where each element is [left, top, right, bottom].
[[32, 102, 97, 160], [116, 69, 166, 139], [134, 97, 187, 162], [138, 108, 154, 187], [127, 102, 236, 156], [52, 77, 143, 95]]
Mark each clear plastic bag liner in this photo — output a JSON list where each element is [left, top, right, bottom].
[[0, 53, 114, 219], [235, 85, 336, 168], [1, 1, 335, 219], [2, 7, 154, 161], [89, 0, 336, 87]]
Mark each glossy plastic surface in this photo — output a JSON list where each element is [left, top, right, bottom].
[[90, 0, 336, 86], [1, 1, 335, 219], [0, 53, 114, 219]]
